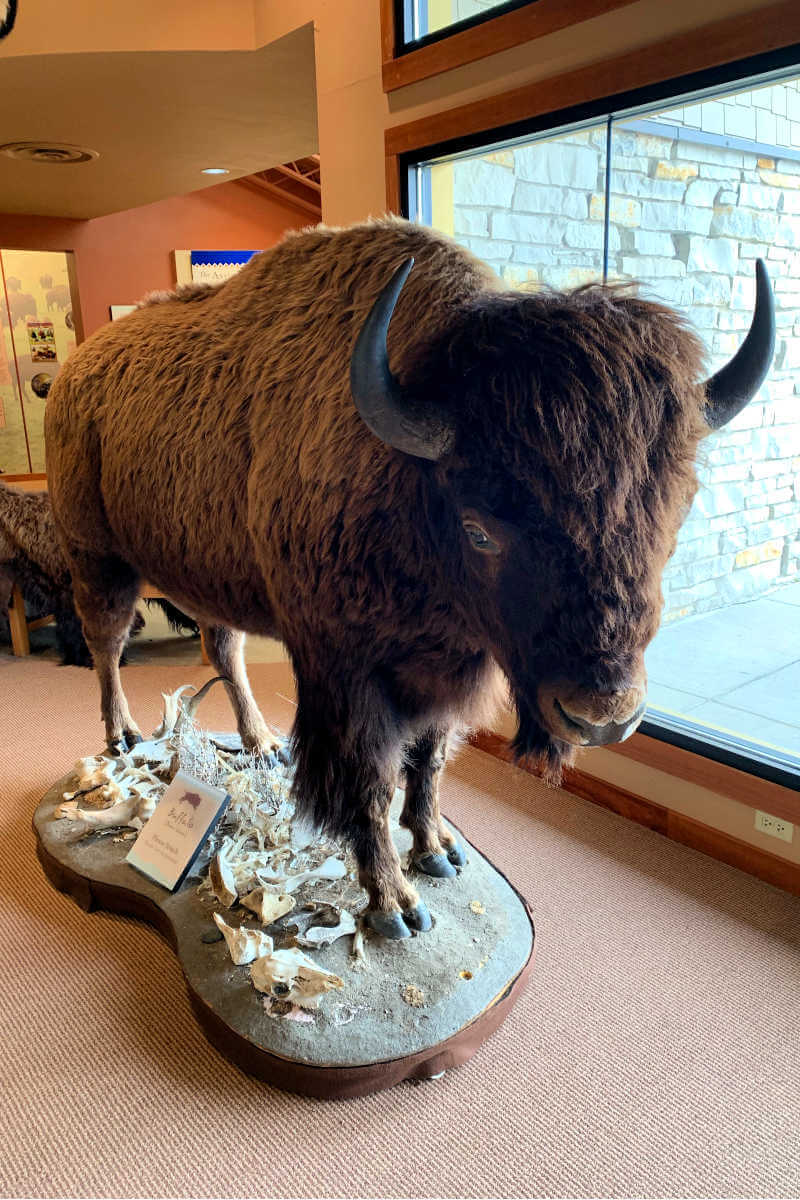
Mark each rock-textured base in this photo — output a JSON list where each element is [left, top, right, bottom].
[[33, 768, 535, 1099]]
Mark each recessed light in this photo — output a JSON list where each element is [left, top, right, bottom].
[[202, 167, 230, 175]]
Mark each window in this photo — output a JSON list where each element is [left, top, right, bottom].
[[399, 0, 532, 50], [409, 66, 800, 784]]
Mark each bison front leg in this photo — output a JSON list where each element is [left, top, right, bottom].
[[401, 726, 467, 878], [349, 785, 433, 938], [292, 684, 432, 939]]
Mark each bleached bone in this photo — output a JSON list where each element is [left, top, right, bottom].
[[241, 887, 295, 924], [250, 948, 344, 1009], [208, 852, 237, 907], [298, 908, 356, 949], [212, 913, 273, 965], [55, 791, 140, 829], [258, 854, 347, 893], [152, 685, 195, 738], [56, 752, 162, 830], [152, 677, 227, 739]]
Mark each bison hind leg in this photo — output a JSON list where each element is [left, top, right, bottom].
[[67, 548, 143, 751], [200, 624, 282, 758]]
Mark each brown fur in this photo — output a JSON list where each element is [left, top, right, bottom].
[[45, 217, 708, 915], [0, 483, 195, 664]]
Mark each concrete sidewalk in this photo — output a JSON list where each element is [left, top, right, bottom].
[[646, 581, 800, 756]]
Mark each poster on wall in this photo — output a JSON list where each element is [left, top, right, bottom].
[[26, 318, 57, 363], [173, 250, 260, 287]]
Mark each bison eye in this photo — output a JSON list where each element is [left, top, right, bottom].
[[463, 519, 500, 555]]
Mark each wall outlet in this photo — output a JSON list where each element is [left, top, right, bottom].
[[754, 810, 794, 843]]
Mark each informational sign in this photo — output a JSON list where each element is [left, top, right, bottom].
[[26, 318, 57, 363], [126, 770, 229, 891]]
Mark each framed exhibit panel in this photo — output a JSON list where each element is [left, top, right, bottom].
[[0, 248, 77, 475]]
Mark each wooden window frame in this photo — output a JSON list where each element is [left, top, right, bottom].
[[385, 1, 800, 814], [381, 0, 639, 92], [385, 0, 800, 208]]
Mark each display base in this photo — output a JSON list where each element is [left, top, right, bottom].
[[33, 770, 535, 1100]]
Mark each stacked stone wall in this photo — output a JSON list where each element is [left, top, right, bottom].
[[447, 81, 800, 622]]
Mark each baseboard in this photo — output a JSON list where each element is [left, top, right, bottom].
[[469, 730, 800, 899]]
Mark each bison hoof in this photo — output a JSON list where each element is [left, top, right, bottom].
[[107, 730, 143, 756], [403, 901, 432, 932], [414, 851, 457, 879], [365, 910, 412, 939], [446, 841, 466, 867]]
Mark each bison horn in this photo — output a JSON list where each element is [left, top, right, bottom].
[[704, 259, 775, 430], [350, 257, 453, 460]]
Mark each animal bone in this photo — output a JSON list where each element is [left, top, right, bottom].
[[297, 907, 356, 949], [259, 854, 347, 893], [55, 791, 140, 829], [152, 677, 227, 739], [208, 852, 237, 907], [250, 947, 344, 1009], [212, 913, 273, 965], [241, 887, 295, 925]]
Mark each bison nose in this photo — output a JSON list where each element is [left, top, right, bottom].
[[554, 696, 646, 747]]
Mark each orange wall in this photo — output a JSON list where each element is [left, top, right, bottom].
[[0, 179, 309, 336]]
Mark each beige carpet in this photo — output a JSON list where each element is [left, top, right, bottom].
[[1, 656, 799, 1199]]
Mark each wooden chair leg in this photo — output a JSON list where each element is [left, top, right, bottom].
[[8, 585, 31, 656]]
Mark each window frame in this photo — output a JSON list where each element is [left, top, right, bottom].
[[381, 0, 639, 92], [388, 9, 800, 799]]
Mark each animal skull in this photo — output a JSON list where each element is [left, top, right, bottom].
[[212, 913, 274, 965], [250, 948, 344, 1009]]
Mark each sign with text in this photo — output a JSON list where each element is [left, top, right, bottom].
[[126, 771, 229, 891]]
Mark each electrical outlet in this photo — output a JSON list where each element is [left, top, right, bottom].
[[754, 810, 794, 843]]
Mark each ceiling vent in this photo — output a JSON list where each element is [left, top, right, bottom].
[[0, 141, 99, 164]]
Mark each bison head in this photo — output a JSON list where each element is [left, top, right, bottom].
[[351, 258, 774, 779]]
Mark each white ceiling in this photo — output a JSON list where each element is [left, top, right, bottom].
[[0, 24, 318, 218]]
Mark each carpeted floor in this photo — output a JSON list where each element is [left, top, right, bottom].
[[1, 655, 799, 1199]]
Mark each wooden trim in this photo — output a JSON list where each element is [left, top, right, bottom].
[[65, 251, 85, 344], [0, 472, 47, 482], [385, 0, 800, 156], [380, 0, 395, 64], [470, 731, 800, 898], [383, 0, 636, 91], [668, 811, 800, 897], [606, 731, 800, 824], [7, 584, 31, 656], [386, 153, 402, 214]]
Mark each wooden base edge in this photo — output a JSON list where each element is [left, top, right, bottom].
[[33, 808, 536, 1100], [470, 730, 800, 899]]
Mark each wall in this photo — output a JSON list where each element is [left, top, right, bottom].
[[0, 179, 309, 337]]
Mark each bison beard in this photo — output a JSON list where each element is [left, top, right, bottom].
[[43, 217, 773, 937]]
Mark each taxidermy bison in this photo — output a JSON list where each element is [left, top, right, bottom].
[[0, 483, 197, 666], [45, 218, 774, 937]]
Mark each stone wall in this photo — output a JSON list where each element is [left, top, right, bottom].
[[443, 80, 800, 622]]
